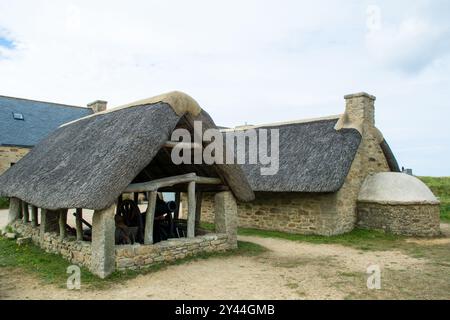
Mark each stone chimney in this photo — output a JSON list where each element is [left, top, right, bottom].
[[335, 92, 376, 133], [87, 100, 107, 113]]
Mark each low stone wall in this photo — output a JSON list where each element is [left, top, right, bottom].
[[12, 221, 233, 272], [357, 202, 440, 237], [12, 221, 92, 269], [115, 233, 231, 271]]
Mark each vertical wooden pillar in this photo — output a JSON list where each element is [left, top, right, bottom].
[[91, 204, 116, 279], [134, 192, 139, 204], [18, 200, 23, 219], [7, 197, 21, 225], [22, 202, 29, 223], [31, 206, 38, 227], [174, 192, 181, 220], [187, 181, 196, 238], [144, 191, 157, 245], [75, 208, 83, 241], [195, 191, 203, 228], [59, 209, 67, 240]]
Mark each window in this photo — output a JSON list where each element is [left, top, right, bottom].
[[12, 112, 24, 120]]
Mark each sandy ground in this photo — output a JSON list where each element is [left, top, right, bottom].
[[1, 209, 449, 300]]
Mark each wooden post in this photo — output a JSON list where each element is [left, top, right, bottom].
[[174, 192, 181, 220], [18, 200, 23, 219], [195, 191, 203, 228], [31, 206, 38, 227], [187, 181, 196, 238], [144, 191, 157, 245], [75, 208, 83, 241], [59, 209, 67, 240], [134, 192, 139, 204], [22, 202, 29, 223]]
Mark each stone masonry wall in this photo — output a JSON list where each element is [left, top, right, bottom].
[[115, 233, 231, 271], [0, 146, 30, 175], [357, 202, 440, 237], [12, 220, 233, 272], [12, 221, 92, 269]]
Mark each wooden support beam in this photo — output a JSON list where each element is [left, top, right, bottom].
[[22, 202, 29, 223], [31, 206, 38, 227], [75, 208, 83, 241], [59, 209, 67, 240], [144, 191, 157, 245], [174, 192, 181, 220], [187, 181, 196, 238], [125, 173, 222, 193], [133, 192, 139, 204], [163, 141, 202, 149], [195, 191, 203, 227], [18, 200, 23, 219]]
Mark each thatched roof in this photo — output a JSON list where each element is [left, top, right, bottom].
[[0, 92, 254, 210], [226, 118, 363, 192]]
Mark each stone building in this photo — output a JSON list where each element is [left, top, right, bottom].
[[0, 95, 106, 175], [187, 92, 440, 237], [357, 172, 440, 236], [0, 92, 254, 278], [0, 91, 441, 279]]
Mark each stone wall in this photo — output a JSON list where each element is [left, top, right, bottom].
[[12, 220, 234, 273], [356, 202, 440, 237], [0, 146, 30, 175], [115, 233, 231, 271], [11, 221, 92, 269]]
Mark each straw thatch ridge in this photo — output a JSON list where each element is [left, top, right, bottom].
[[0, 100, 254, 210], [236, 119, 362, 192]]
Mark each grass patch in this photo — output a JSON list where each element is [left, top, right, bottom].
[[0, 237, 266, 290], [238, 226, 401, 250], [419, 176, 450, 222], [0, 197, 9, 209]]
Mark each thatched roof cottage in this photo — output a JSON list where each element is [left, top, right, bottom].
[[193, 92, 440, 237], [0, 91, 440, 278], [0, 91, 254, 278]]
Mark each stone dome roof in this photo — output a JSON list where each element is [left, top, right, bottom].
[[358, 172, 439, 204]]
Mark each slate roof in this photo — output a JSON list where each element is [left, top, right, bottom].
[[0, 95, 93, 147]]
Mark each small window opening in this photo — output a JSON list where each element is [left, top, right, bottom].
[[12, 112, 24, 120]]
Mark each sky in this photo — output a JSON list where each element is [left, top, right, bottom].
[[0, 0, 449, 176]]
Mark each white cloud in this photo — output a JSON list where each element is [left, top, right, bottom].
[[0, 0, 449, 175]]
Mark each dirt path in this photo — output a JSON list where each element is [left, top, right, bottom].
[[1, 209, 449, 299], [2, 233, 445, 300]]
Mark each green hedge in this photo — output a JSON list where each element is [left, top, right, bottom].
[[419, 176, 450, 222], [0, 197, 9, 209]]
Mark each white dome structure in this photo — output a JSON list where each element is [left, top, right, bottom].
[[357, 172, 440, 237], [358, 172, 439, 204]]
